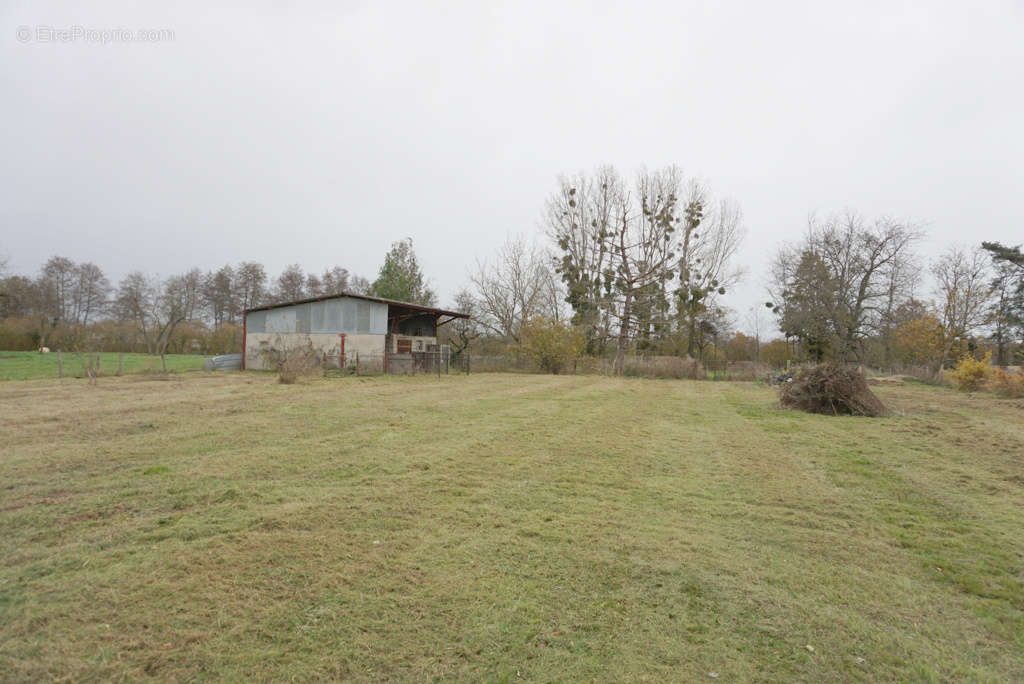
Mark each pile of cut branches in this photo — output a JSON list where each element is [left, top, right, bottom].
[[779, 364, 887, 417]]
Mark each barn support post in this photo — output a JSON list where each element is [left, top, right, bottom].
[[241, 311, 248, 370]]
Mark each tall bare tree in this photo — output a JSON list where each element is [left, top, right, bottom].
[[235, 262, 267, 312], [932, 245, 993, 368], [547, 166, 745, 365], [274, 264, 307, 303], [675, 191, 746, 356], [204, 265, 237, 327], [606, 168, 681, 371], [546, 167, 621, 353], [71, 262, 110, 326], [770, 213, 921, 362], [470, 235, 559, 342]]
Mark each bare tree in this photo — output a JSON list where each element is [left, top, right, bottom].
[[204, 265, 237, 327], [115, 272, 202, 355], [71, 262, 110, 326], [676, 191, 746, 356], [743, 304, 770, 361], [274, 264, 306, 303], [932, 245, 993, 368], [38, 256, 77, 325], [235, 261, 267, 312], [770, 213, 921, 362], [305, 272, 323, 297], [348, 274, 370, 295], [547, 166, 746, 365], [442, 288, 483, 357], [546, 166, 621, 353], [606, 167, 681, 371], [470, 234, 556, 342], [320, 266, 350, 296]]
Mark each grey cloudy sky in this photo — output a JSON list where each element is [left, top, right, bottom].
[[2, 1, 1022, 328]]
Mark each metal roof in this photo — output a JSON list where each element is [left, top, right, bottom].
[[243, 291, 469, 318]]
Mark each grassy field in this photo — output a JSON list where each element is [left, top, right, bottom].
[[1, 373, 1022, 680], [0, 351, 206, 380]]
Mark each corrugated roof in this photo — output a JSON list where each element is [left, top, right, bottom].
[[243, 292, 469, 318]]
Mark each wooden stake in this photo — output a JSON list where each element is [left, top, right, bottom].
[[58, 350, 63, 378]]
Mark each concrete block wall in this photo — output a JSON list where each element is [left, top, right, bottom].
[[244, 332, 385, 370]]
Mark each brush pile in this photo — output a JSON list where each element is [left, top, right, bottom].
[[779, 364, 887, 417]]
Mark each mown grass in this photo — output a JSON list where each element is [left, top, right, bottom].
[[0, 373, 1022, 680], [0, 351, 206, 380]]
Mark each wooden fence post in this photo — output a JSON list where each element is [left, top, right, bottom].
[[117, 352, 123, 376], [161, 354, 167, 373], [58, 350, 63, 378]]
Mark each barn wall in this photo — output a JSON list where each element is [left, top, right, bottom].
[[244, 332, 384, 370], [245, 297, 387, 335]]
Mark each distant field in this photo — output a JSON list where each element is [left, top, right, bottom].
[[0, 351, 206, 380], [1, 373, 1022, 680]]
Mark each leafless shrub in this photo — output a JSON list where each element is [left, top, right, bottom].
[[261, 340, 324, 384], [780, 364, 888, 417]]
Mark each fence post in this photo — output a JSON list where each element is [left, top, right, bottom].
[[117, 352, 123, 376], [96, 355, 101, 376], [58, 350, 63, 378], [466, 353, 470, 375], [161, 354, 167, 373]]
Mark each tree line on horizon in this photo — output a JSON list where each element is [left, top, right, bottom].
[[1, 164, 1022, 371], [0, 238, 435, 355]]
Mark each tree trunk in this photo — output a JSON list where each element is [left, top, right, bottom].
[[614, 292, 633, 374]]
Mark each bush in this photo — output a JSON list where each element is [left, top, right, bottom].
[[779, 364, 887, 417], [260, 340, 325, 384], [948, 353, 992, 392], [990, 366, 1024, 398], [519, 317, 585, 374]]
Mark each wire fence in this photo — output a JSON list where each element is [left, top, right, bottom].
[[319, 347, 464, 377]]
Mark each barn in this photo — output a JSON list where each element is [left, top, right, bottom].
[[242, 293, 468, 373]]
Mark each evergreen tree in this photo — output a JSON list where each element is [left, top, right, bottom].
[[369, 239, 436, 306]]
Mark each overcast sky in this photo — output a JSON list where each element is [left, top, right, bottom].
[[2, 1, 1022, 331]]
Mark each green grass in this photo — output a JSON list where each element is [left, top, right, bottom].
[[1, 373, 1022, 680], [0, 351, 206, 380]]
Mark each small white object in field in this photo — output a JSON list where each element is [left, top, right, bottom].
[[372, 540, 381, 545], [39, 347, 50, 353], [805, 644, 815, 652]]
